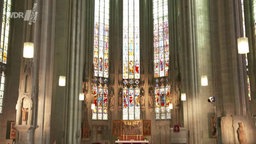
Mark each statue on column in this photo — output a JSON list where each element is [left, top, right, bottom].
[[22, 108, 28, 122], [118, 88, 123, 109], [237, 122, 247, 144], [21, 97, 31, 125], [109, 87, 115, 111], [140, 88, 145, 109], [16, 96, 32, 125], [148, 87, 154, 108]]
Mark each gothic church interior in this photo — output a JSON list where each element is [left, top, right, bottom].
[[1, 0, 256, 144]]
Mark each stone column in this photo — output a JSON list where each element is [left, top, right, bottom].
[[184, 0, 216, 143], [15, 0, 40, 143], [140, 0, 150, 119], [65, 0, 84, 143]]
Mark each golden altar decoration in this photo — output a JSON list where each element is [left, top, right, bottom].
[[112, 120, 151, 141]]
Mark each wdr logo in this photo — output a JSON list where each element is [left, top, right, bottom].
[[9, 12, 24, 19], [9, 3, 39, 25], [9, 6, 38, 25], [9, 10, 32, 20]]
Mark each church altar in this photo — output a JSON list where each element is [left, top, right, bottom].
[[112, 120, 151, 136], [112, 120, 151, 143]]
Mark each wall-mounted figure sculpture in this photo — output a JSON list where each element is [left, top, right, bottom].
[[16, 96, 32, 125], [170, 81, 181, 107], [140, 88, 145, 109], [118, 88, 123, 110], [109, 87, 115, 111], [237, 122, 247, 144], [148, 87, 154, 108]]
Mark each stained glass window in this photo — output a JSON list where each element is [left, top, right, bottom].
[[92, 83, 108, 120], [123, 0, 140, 80], [92, 0, 109, 120], [153, 0, 171, 119], [153, 0, 169, 78], [155, 84, 171, 119], [122, 0, 141, 120], [0, 0, 11, 114], [122, 85, 140, 120]]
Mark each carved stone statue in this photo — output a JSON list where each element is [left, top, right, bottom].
[[16, 96, 32, 125], [148, 87, 154, 108], [118, 88, 123, 109], [140, 95, 145, 109], [237, 122, 247, 144], [109, 95, 115, 111], [22, 108, 28, 122]]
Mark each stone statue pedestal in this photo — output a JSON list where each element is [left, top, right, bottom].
[[15, 125, 35, 144]]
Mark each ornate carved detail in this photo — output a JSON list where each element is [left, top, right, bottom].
[[109, 87, 115, 111], [118, 88, 123, 110], [140, 88, 145, 109], [170, 81, 181, 107], [23, 59, 33, 74]]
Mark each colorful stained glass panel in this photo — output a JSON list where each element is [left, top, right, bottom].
[[122, 86, 141, 120], [92, 84, 108, 120], [93, 0, 109, 78], [122, 0, 140, 80], [122, 0, 141, 120], [155, 85, 171, 120], [153, 0, 169, 78], [123, 87, 129, 120]]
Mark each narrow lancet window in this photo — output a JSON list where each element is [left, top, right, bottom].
[[0, 0, 12, 113], [92, 0, 110, 120], [153, 0, 171, 119], [122, 0, 141, 120]]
